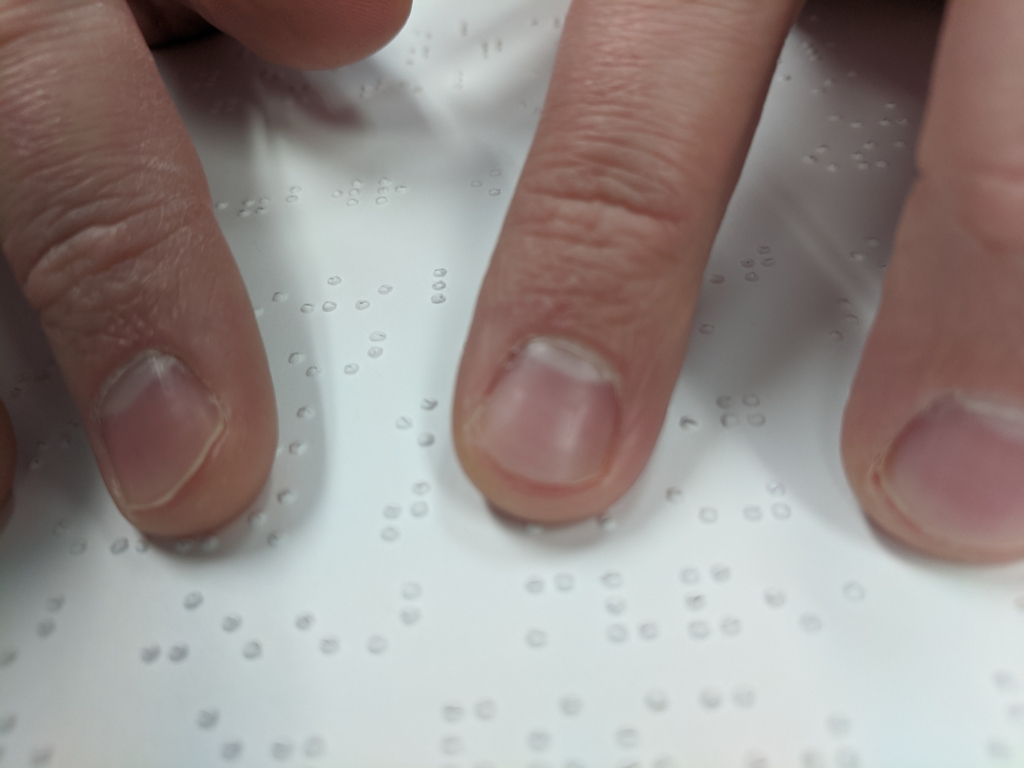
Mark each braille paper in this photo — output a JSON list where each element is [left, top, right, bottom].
[[2, 1, 1023, 766]]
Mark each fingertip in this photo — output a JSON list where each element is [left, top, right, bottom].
[[115, 345, 278, 538]]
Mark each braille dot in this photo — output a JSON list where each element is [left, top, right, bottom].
[[410, 501, 429, 517], [699, 507, 718, 523], [168, 644, 189, 662], [528, 731, 551, 751], [221, 742, 243, 761], [271, 741, 293, 760], [344, 364, 360, 375], [277, 490, 296, 505], [666, 486, 683, 503], [606, 624, 629, 642], [295, 613, 315, 630], [616, 728, 639, 749], [433, 268, 447, 277], [826, 713, 852, 736], [720, 617, 742, 636], [421, 398, 438, 410], [699, 688, 723, 709], [721, 414, 739, 427], [711, 565, 730, 582], [222, 615, 242, 632], [272, 292, 288, 302], [764, 589, 786, 607], [305, 366, 320, 377], [432, 281, 447, 291], [685, 594, 705, 611], [183, 592, 204, 610], [800, 614, 823, 632], [320, 637, 340, 654], [402, 582, 422, 600], [418, 433, 435, 446], [301, 304, 315, 314], [601, 571, 624, 589], [304, 737, 326, 758], [743, 505, 763, 521], [378, 284, 393, 295], [699, 324, 714, 335], [197, 709, 219, 729], [554, 573, 575, 591], [639, 622, 658, 640], [843, 582, 866, 602], [680, 567, 700, 584], [367, 635, 388, 654], [709, 274, 725, 284], [110, 537, 129, 555], [475, 698, 496, 719], [442, 703, 464, 723], [356, 300, 370, 310], [431, 294, 446, 304], [525, 629, 548, 648], [525, 576, 545, 594], [679, 416, 698, 430], [400, 607, 421, 625], [440, 736, 463, 755], [605, 597, 627, 615], [560, 696, 583, 716], [368, 346, 384, 358], [242, 641, 261, 659], [381, 527, 399, 542], [645, 689, 669, 712], [69, 539, 86, 555]]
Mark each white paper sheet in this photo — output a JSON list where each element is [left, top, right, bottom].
[[2, 1, 1023, 766]]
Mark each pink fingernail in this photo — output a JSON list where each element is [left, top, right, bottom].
[[880, 394, 1024, 553], [97, 351, 224, 511], [475, 338, 620, 487]]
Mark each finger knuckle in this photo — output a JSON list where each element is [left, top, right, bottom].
[[10, 160, 202, 348]]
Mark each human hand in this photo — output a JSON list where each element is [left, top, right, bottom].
[[0, 0, 412, 534], [3, 0, 1022, 566], [450, 0, 1024, 564]]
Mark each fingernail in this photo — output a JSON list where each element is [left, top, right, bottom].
[[474, 337, 620, 487], [97, 351, 225, 511], [879, 394, 1024, 552]]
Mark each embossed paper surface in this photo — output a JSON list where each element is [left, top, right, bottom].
[[2, 2, 1023, 767]]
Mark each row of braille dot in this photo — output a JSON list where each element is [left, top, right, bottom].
[[219, 736, 324, 762]]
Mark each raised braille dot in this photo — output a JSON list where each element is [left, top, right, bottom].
[[110, 537, 129, 555], [699, 507, 718, 523], [197, 709, 219, 729], [242, 641, 261, 659], [699, 688, 723, 709], [368, 635, 388, 654], [221, 741, 243, 761], [183, 592, 204, 610], [320, 637, 340, 654], [525, 629, 548, 648]]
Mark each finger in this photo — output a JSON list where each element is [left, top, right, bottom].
[[0, 0, 277, 537], [0, 401, 14, 507], [453, 0, 802, 523], [842, 0, 1024, 562], [179, 0, 412, 69]]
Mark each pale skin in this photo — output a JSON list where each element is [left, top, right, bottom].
[[1, 0, 1023, 563]]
